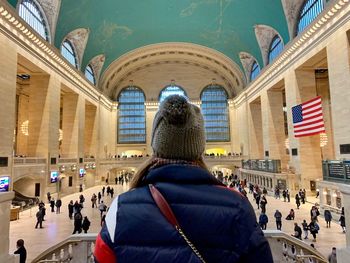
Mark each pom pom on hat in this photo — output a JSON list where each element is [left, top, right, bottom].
[[151, 95, 205, 160]]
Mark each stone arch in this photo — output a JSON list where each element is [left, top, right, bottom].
[[239, 52, 261, 83], [86, 54, 105, 86]]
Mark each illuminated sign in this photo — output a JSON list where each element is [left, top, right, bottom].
[[0, 176, 9, 192]]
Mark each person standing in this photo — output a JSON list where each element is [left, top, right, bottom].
[[102, 186, 105, 197], [14, 239, 27, 263], [328, 247, 337, 263], [55, 199, 62, 214], [302, 219, 309, 239], [99, 201, 107, 217], [286, 189, 290, 203], [324, 210, 332, 228], [308, 220, 319, 242], [260, 195, 267, 214], [68, 200, 74, 220], [72, 212, 83, 234], [50, 198, 55, 213], [91, 194, 97, 208], [259, 213, 268, 230], [98, 192, 102, 204], [47, 192, 51, 203], [94, 95, 273, 263], [82, 216, 91, 233], [295, 194, 300, 209], [339, 213, 346, 233], [110, 188, 114, 198], [274, 210, 282, 230]]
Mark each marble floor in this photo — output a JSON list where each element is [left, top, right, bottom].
[[9, 184, 346, 262]]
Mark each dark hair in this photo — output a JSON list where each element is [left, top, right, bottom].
[[17, 239, 24, 247]]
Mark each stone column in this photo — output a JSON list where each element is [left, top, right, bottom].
[[145, 102, 159, 155], [338, 185, 350, 262], [327, 32, 350, 160], [261, 89, 289, 168], [228, 100, 239, 154], [0, 32, 18, 262], [27, 75, 60, 158], [16, 94, 29, 156], [85, 104, 98, 157], [285, 69, 322, 190], [248, 101, 263, 159], [61, 93, 84, 158]]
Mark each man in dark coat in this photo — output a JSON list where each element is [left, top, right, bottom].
[[82, 216, 91, 233], [72, 212, 82, 234], [68, 200, 74, 219], [14, 239, 27, 263], [55, 199, 62, 214], [50, 198, 55, 212]]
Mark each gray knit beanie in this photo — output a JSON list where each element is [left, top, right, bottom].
[[151, 95, 205, 160]]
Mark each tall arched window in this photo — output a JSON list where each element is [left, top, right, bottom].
[[250, 61, 260, 81], [159, 85, 187, 103], [297, 0, 324, 35], [85, 65, 95, 85], [19, 0, 50, 41], [268, 35, 284, 64], [201, 85, 229, 142], [117, 86, 146, 144], [61, 40, 78, 69]]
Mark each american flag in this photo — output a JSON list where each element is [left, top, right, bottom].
[[292, 96, 325, 138]]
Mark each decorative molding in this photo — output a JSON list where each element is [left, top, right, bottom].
[[87, 54, 105, 86], [0, 2, 113, 110], [239, 52, 259, 83], [37, 0, 61, 42], [64, 28, 89, 70], [281, 0, 305, 39], [234, 0, 350, 107], [100, 42, 246, 99], [254, 24, 284, 66]]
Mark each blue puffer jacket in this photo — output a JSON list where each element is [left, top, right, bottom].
[[94, 164, 273, 263]]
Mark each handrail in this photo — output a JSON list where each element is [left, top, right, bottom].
[[296, 254, 327, 263]]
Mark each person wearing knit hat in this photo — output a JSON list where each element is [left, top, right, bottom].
[[94, 95, 273, 263]]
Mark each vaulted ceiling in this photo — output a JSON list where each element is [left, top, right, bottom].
[[8, 0, 292, 97]]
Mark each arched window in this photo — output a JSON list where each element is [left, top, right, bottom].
[[268, 35, 284, 64], [61, 40, 78, 69], [201, 85, 229, 142], [18, 0, 50, 41], [85, 65, 95, 85], [297, 0, 324, 35], [159, 85, 187, 103], [117, 86, 146, 144], [250, 61, 260, 81]]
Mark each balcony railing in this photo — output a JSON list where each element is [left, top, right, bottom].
[[31, 230, 327, 263], [14, 157, 47, 165], [242, 159, 281, 173], [322, 160, 350, 184], [58, 158, 78, 164]]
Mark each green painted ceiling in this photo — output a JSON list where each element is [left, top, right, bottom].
[[9, 0, 290, 76]]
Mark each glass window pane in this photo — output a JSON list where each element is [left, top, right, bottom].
[[159, 85, 187, 103], [268, 36, 284, 64], [297, 0, 324, 35], [19, 0, 49, 41], [117, 86, 146, 144], [250, 61, 260, 81], [201, 85, 229, 142], [85, 65, 95, 85], [61, 40, 78, 69]]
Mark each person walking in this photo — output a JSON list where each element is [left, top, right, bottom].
[[259, 212, 268, 230], [98, 192, 102, 204], [99, 201, 107, 217], [68, 200, 74, 219], [14, 239, 27, 263], [324, 210, 332, 228], [91, 194, 97, 208], [72, 212, 83, 234], [94, 95, 273, 263], [302, 219, 309, 239], [50, 198, 55, 213], [339, 213, 346, 233], [35, 208, 43, 229], [274, 210, 282, 230], [102, 186, 105, 197], [308, 220, 319, 242], [82, 216, 91, 233], [55, 198, 62, 214], [110, 188, 114, 198]]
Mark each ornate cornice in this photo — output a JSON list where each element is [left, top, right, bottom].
[[0, 1, 113, 110], [234, 0, 350, 107]]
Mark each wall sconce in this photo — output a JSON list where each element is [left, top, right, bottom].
[[91, 163, 96, 169], [71, 164, 77, 172], [59, 165, 66, 173]]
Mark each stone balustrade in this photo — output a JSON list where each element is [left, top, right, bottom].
[[31, 230, 327, 263]]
